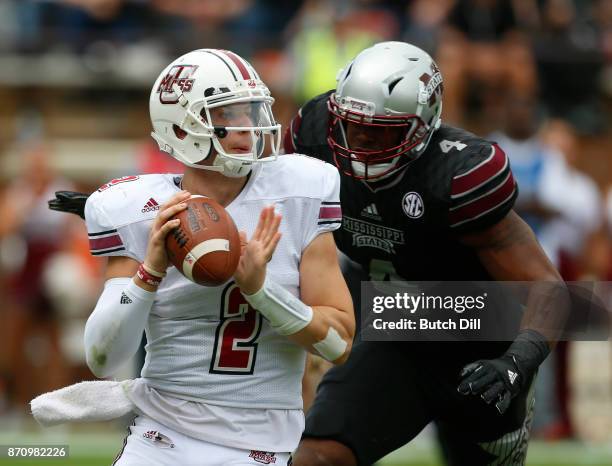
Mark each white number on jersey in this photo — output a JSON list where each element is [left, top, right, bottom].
[[210, 283, 262, 375], [439, 140, 467, 154]]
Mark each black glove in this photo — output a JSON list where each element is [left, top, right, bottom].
[[48, 191, 90, 219], [457, 330, 550, 415], [457, 354, 522, 414]]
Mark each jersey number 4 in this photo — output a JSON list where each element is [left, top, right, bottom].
[[210, 283, 262, 374], [439, 139, 467, 153]]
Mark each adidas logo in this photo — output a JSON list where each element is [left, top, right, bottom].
[[360, 203, 381, 220], [507, 369, 518, 385], [142, 198, 160, 213], [120, 292, 133, 304]]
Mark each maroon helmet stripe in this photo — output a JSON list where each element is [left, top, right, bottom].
[[451, 145, 508, 197], [449, 172, 516, 227], [220, 50, 251, 79]]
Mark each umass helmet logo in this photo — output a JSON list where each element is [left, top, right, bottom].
[[157, 65, 198, 104]]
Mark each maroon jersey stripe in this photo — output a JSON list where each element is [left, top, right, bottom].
[[220, 50, 251, 80], [449, 171, 516, 227], [451, 145, 508, 197], [319, 206, 342, 219], [89, 234, 123, 251], [451, 170, 512, 210]]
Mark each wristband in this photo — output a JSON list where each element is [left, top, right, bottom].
[[243, 277, 313, 335], [142, 263, 167, 277], [137, 263, 163, 287], [313, 327, 348, 362]]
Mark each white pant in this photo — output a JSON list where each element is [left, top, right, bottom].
[[113, 415, 292, 466]]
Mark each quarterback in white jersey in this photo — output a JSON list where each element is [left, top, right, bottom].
[[31, 49, 354, 466]]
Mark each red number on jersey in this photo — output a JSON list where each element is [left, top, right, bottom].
[[210, 283, 262, 374], [97, 175, 140, 192]]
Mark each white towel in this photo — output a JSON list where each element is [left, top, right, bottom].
[[30, 380, 135, 427]]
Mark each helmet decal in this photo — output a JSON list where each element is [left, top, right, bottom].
[[157, 65, 199, 104], [418, 61, 443, 107]]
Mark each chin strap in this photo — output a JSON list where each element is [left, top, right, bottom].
[[212, 153, 254, 178]]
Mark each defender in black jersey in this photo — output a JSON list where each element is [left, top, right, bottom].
[[286, 42, 564, 466]]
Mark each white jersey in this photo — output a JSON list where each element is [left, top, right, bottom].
[[84, 154, 341, 450]]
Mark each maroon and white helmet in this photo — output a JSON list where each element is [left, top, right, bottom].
[[328, 41, 443, 180], [150, 49, 281, 177]]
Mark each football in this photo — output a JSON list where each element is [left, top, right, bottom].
[[166, 195, 241, 286]]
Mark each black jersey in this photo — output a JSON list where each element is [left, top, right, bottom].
[[285, 91, 518, 281]]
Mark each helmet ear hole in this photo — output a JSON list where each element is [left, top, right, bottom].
[[388, 77, 403, 94], [173, 125, 187, 140]]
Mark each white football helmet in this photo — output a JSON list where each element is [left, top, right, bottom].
[[150, 49, 281, 177], [328, 41, 443, 181]]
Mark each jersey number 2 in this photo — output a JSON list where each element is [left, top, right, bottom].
[[210, 283, 262, 374]]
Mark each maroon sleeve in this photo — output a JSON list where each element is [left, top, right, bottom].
[[449, 144, 517, 231], [282, 109, 302, 154]]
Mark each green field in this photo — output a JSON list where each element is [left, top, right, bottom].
[[1, 423, 611, 465]]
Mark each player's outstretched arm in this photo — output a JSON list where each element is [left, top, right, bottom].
[[457, 210, 568, 413], [236, 207, 354, 364], [83, 191, 190, 377]]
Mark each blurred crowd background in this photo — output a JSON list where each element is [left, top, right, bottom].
[[0, 0, 611, 453]]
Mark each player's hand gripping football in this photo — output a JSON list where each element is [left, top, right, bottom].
[[234, 206, 282, 295], [457, 355, 523, 415], [143, 190, 191, 274]]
